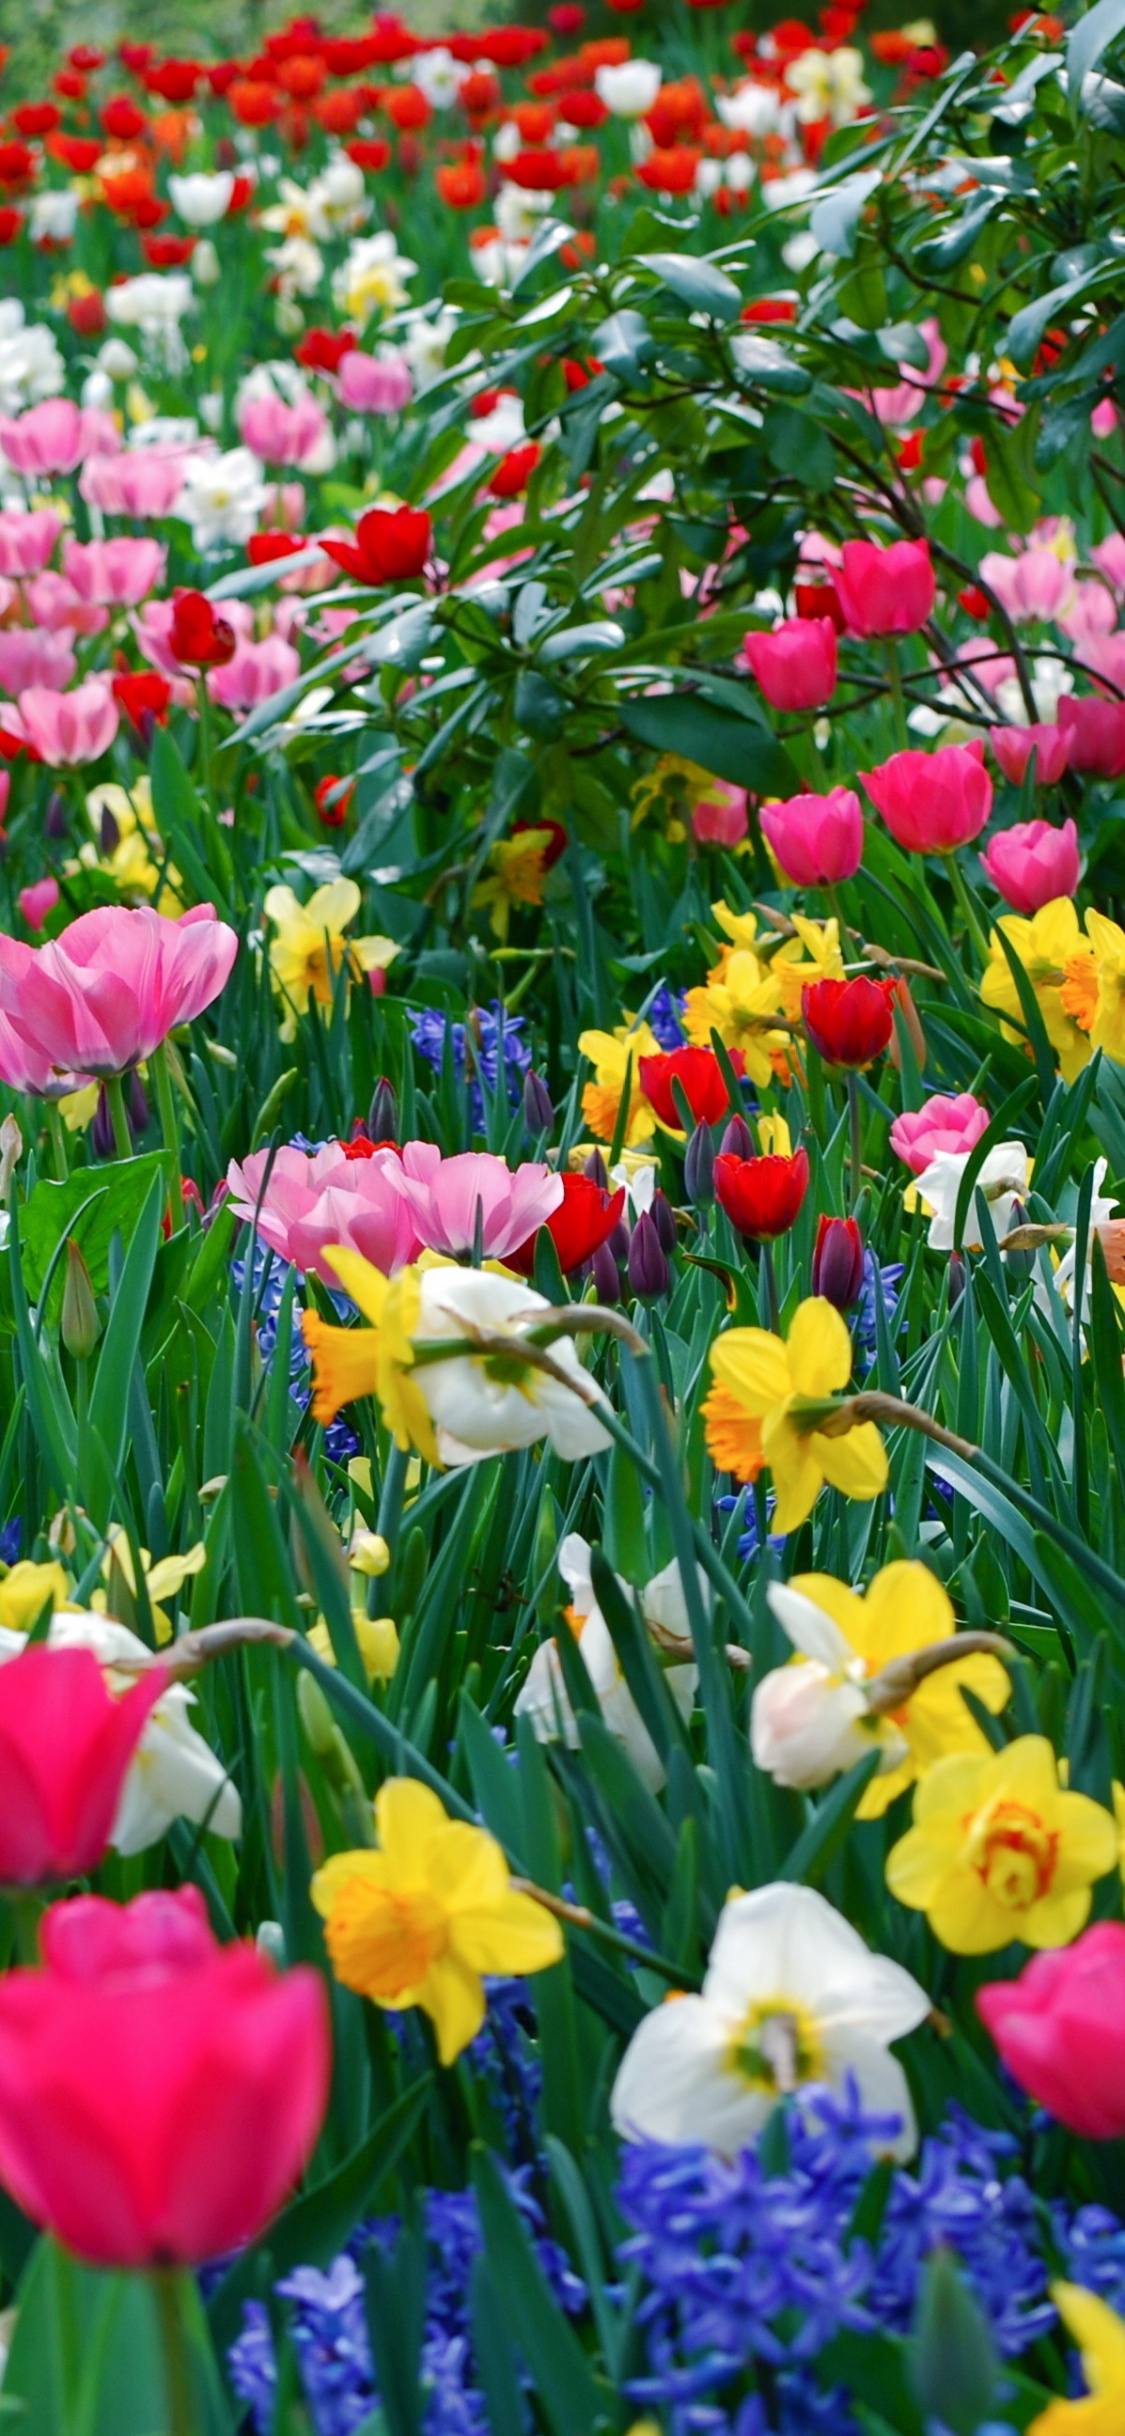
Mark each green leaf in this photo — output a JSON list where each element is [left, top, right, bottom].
[[910, 2249, 999, 2436], [636, 251, 742, 321], [1068, 0, 1125, 93], [18, 1156, 168, 1320], [470, 2149, 605, 2436], [618, 693, 796, 794], [87, 1170, 166, 1492], [777, 1751, 882, 1886]]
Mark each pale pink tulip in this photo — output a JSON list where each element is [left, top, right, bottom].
[[1059, 580, 1117, 644], [978, 547, 1074, 625], [0, 402, 117, 479], [869, 317, 947, 427], [889, 1092, 990, 1176], [980, 817, 1080, 915], [337, 351, 414, 414], [0, 979, 92, 1099], [988, 724, 1069, 787], [238, 394, 326, 469], [80, 448, 193, 521], [18, 877, 60, 932], [207, 634, 301, 713], [13, 682, 118, 766], [0, 629, 76, 696], [22, 572, 107, 637], [1092, 399, 1118, 440], [1092, 534, 1125, 598], [0, 510, 62, 578], [226, 1144, 420, 1283], [387, 1145, 563, 1261], [62, 539, 166, 608], [966, 475, 1003, 529], [1080, 633, 1125, 693], [0, 904, 238, 1079]]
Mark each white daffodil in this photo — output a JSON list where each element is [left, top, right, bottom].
[[168, 170, 235, 227], [785, 45, 872, 127], [594, 59, 662, 118], [333, 232, 418, 325], [752, 1579, 905, 1792], [0, 303, 65, 415], [611, 1882, 928, 2158], [410, 46, 469, 110], [175, 446, 267, 553], [412, 1270, 611, 1465], [912, 1139, 1029, 1252], [515, 1533, 698, 1792], [1052, 1157, 1119, 1309], [266, 235, 325, 300]]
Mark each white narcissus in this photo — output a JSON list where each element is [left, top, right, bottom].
[[751, 1579, 907, 1793], [412, 1270, 612, 1466], [514, 1534, 698, 1792], [611, 1883, 928, 2160], [912, 1139, 1029, 1252]]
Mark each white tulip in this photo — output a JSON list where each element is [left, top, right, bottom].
[[594, 60, 663, 118], [29, 190, 80, 245], [611, 1882, 928, 2158], [192, 239, 221, 287], [716, 81, 784, 137], [175, 446, 267, 552], [168, 170, 235, 227]]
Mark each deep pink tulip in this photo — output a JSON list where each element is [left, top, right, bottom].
[[889, 1091, 990, 1176], [62, 537, 166, 607], [744, 616, 837, 710], [226, 1143, 420, 1283], [79, 447, 191, 520], [0, 1646, 165, 1886], [0, 903, 239, 1078], [1058, 693, 1125, 778], [861, 740, 992, 853], [387, 1144, 563, 1261], [0, 509, 62, 578], [13, 681, 118, 766], [760, 787, 863, 886], [691, 779, 748, 846], [238, 392, 327, 467], [979, 817, 1080, 915], [834, 538, 935, 636], [0, 1886, 329, 2265], [988, 723, 1070, 787], [18, 877, 60, 932], [978, 1924, 1125, 2139], [207, 633, 301, 712], [337, 349, 414, 414], [0, 628, 76, 695]]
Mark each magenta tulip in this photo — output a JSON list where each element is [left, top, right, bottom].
[[18, 877, 60, 932], [0, 903, 239, 1079], [979, 817, 1080, 915], [1058, 694, 1125, 778], [744, 616, 837, 710], [978, 1924, 1125, 2139], [760, 787, 863, 886], [0, 1646, 165, 1886], [861, 741, 992, 853], [889, 1091, 990, 1176], [989, 723, 1070, 787], [834, 538, 935, 636]]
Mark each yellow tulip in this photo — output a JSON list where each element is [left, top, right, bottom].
[[703, 1297, 888, 1533], [1028, 2284, 1125, 2435], [311, 1777, 563, 2063], [577, 1021, 660, 1147], [886, 1735, 1117, 1954], [263, 879, 398, 1041]]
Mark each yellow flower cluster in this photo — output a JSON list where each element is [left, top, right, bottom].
[[982, 896, 1125, 1080]]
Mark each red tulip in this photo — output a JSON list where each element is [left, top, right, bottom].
[[168, 590, 236, 670], [714, 1147, 809, 1240], [0, 1887, 330, 2264], [488, 444, 541, 500], [322, 506, 431, 586], [802, 976, 897, 1069], [0, 1646, 166, 1885], [978, 1925, 1125, 2139], [638, 1045, 744, 1128], [811, 1213, 865, 1309], [834, 538, 935, 637], [508, 1170, 626, 1276], [111, 669, 172, 731]]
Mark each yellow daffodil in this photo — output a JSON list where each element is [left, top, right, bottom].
[[755, 1562, 1010, 1816], [304, 1254, 437, 1460], [770, 915, 846, 1024], [703, 1297, 888, 1533], [0, 1560, 70, 1634], [94, 1528, 207, 1647], [981, 898, 1093, 1083], [309, 1610, 400, 1683], [711, 899, 763, 959], [471, 827, 556, 942], [757, 1113, 791, 1156], [263, 880, 398, 1042], [80, 780, 184, 914], [631, 754, 713, 843], [1080, 908, 1125, 1065], [311, 1776, 563, 2063], [1028, 2285, 1125, 2435], [885, 1735, 1117, 1953], [577, 1021, 660, 1146], [682, 950, 786, 1087]]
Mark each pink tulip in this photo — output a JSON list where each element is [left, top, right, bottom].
[[0, 998, 91, 1099], [337, 349, 414, 414], [980, 817, 1080, 914], [207, 634, 301, 712], [834, 538, 935, 637], [868, 317, 948, 427], [691, 779, 748, 847], [0, 629, 76, 695], [0, 771, 9, 825], [1059, 581, 1117, 644], [0, 510, 62, 578], [978, 546, 1074, 624], [79, 447, 192, 521], [861, 740, 992, 853], [61, 538, 166, 607], [760, 787, 863, 886], [966, 475, 1003, 529], [226, 1144, 420, 1284], [889, 1092, 990, 1176], [988, 723, 1070, 787], [12, 682, 118, 767], [1092, 533, 1125, 599], [1080, 632, 1125, 693], [18, 878, 60, 932], [0, 401, 116, 479], [23, 572, 108, 637], [1058, 694, 1125, 778], [238, 393, 327, 468], [387, 1145, 563, 1262], [744, 617, 837, 711], [978, 1924, 1125, 2139], [0, 903, 239, 1078], [1092, 398, 1118, 439]]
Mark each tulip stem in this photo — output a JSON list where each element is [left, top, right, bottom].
[[943, 851, 991, 968], [195, 677, 215, 814], [883, 640, 910, 752], [152, 1042, 185, 1229], [760, 1240, 780, 1335], [45, 1101, 68, 1183], [846, 1072, 863, 1214], [154, 2270, 199, 2436], [105, 1074, 133, 1161]]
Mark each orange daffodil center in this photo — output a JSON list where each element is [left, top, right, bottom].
[[703, 1296, 888, 1533]]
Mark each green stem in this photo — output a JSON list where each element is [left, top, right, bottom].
[[759, 1239, 780, 1335], [154, 2270, 199, 2436], [847, 1070, 863, 1214], [825, 882, 856, 965], [196, 678, 215, 814], [105, 1074, 133, 1161], [884, 639, 910, 752], [152, 1041, 185, 1228], [944, 851, 991, 969], [45, 1100, 68, 1183], [6, 1892, 43, 1964]]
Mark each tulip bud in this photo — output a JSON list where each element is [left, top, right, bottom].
[[522, 1067, 554, 1134], [61, 1238, 100, 1359], [128, 1071, 148, 1137], [45, 791, 68, 840], [584, 1146, 609, 1189], [91, 1086, 116, 1160], [720, 1114, 754, 1160], [368, 1075, 398, 1143], [948, 1250, 966, 1308], [684, 1120, 715, 1206], [100, 802, 120, 856], [296, 1669, 336, 1757], [591, 1238, 621, 1304], [651, 1188, 677, 1256], [811, 1214, 865, 1311], [1003, 1200, 1034, 1282], [628, 1211, 669, 1301], [0, 1114, 21, 1204]]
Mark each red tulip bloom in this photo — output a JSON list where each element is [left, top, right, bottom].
[[508, 1171, 626, 1276], [0, 1646, 166, 1886], [638, 1045, 744, 1129], [488, 444, 541, 500], [247, 530, 307, 567], [168, 590, 237, 670], [802, 976, 897, 1069], [0, 1887, 329, 2265], [322, 506, 431, 586], [714, 1147, 809, 1240], [811, 1213, 865, 1309], [111, 669, 172, 731], [295, 324, 357, 375], [978, 1924, 1125, 2140]]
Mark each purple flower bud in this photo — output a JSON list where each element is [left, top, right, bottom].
[[684, 1121, 715, 1206], [811, 1215, 865, 1311], [368, 1076, 398, 1143], [720, 1115, 754, 1160], [523, 1068, 553, 1133], [45, 792, 68, 840], [628, 1210, 669, 1301], [128, 1071, 149, 1137], [591, 1238, 621, 1304], [608, 1218, 630, 1262], [138, 707, 157, 751], [651, 1188, 677, 1256], [100, 804, 121, 856], [91, 1087, 116, 1160], [948, 1249, 966, 1308], [584, 1146, 609, 1189]]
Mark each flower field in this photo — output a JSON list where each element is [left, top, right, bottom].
[[4, 2, 1125, 2429]]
